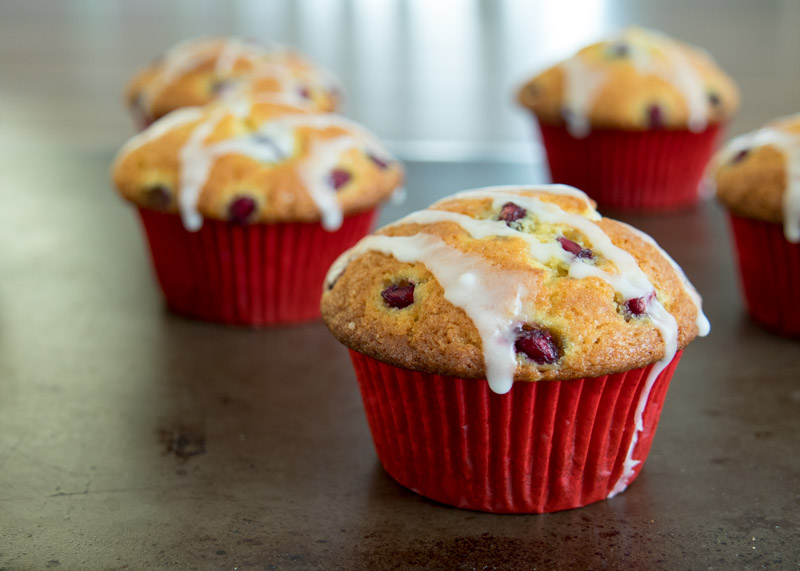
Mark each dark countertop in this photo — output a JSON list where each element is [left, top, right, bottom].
[[2, 1, 800, 566], [1, 154, 798, 569]]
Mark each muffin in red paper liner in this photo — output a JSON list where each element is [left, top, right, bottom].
[[518, 27, 738, 211], [713, 114, 800, 337], [321, 185, 709, 513], [126, 37, 343, 130], [112, 98, 403, 326]]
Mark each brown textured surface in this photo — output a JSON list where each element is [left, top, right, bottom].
[[112, 100, 404, 223], [714, 115, 800, 223], [322, 189, 702, 382], [518, 28, 739, 131], [3, 1, 800, 567], [127, 37, 341, 121], [1, 155, 800, 569]]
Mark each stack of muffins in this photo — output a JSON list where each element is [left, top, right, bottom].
[[113, 37, 404, 325], [111, 28, 794, 515], [126, 37, 343, 129]]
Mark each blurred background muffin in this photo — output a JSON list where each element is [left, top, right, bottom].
[[518, 27, 739, 211], [713, 113, 800, 337], [126, 37, 343, 129], [112, 97, 403, 326]]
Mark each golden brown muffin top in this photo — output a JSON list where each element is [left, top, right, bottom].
[[713, 113, 800, 242], [321, 185, 709, 392], [112, 98, 403, 230], [127, 37, 342, 124], [518, 28, 739, 135]]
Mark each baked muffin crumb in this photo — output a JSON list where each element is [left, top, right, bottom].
[[322, 185, 708, 392], [518, 27, 739, 134], [113, 98, 404, 230]]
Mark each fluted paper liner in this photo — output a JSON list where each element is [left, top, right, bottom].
[[729, 213, 800, 337], [350, 350, 683, 513], [537, 123, 722, 211], [137, 207, 377, 326]]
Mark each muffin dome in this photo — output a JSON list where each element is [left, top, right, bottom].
[[112, 98, 403, 231], [126, 37, 342, 124], [518, 27, 739, 136], [322, 185, 709, 393], [713, 113, 800, 242]]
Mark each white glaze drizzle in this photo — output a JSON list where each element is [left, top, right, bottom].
[[606, 321, 676, 498], [715, 118, 800, 243], [430, 188, 658, 300], [625, 223, 711, 336], [299, 136, 359, 231], [446, 183, 596, 205], [390, 186, 408, 205], [606, 222, 710, 496], [559, 28, 710, 136], [660, 41, 708, 132], [561, 57, 608, 138], [213, 42, 308, 107], [170, 99, 393, 231], [608, 224, 712, 493], [112, 106, 206, 171], [178, 106, 236, 231], [232, 63, 307, 107], [139, 38, 218, 114], [216, 37, 259, 75], [138, 38, 340, 116], [326, 185, 707, 495], [447, 190, 684, 496], [327, 185, 705, 417], [327, 233, 530, 394], [429, 189, 685, 411], [625, 28, 708, 132]]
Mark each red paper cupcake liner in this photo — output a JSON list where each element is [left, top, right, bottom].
[[349, 350, 683, 514], [728, 213, 800, 337], [137, 208, 377, 326], [537, 122, 722, 211]]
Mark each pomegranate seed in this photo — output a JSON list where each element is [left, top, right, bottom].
[[626, 297, 647, 316], [608, 42, 630, 58], [557, 236, 593, 260], [647, 105, 664, 130], [381, 282, 415, 309], [497, 202, 527, 226], [211, 79, 232, 95], [515, 326, 561, 365], [228, 196, 257, 224], [625, 292, 656, 317], [144, 185, 171, 211], [329, 169, 351, 190], [731, 149, 749, 164], [368, 154, 389, 169]]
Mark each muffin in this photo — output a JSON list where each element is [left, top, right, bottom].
[[518, 27, 739, 210], [713, 113, 800, 337], [112, 97, 403, 326], [321, 184, 709, 513], [126, 37, 342, 129]]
